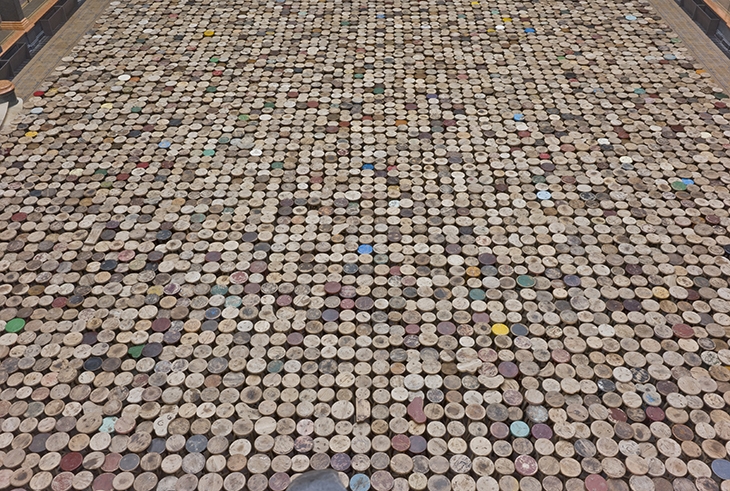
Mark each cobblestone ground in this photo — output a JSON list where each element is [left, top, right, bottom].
[[1, 0, 730, 490]]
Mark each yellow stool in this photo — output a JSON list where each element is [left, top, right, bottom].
[[491, 323, 509, 336]]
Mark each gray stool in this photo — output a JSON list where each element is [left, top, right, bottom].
[[289, 470, 347, 491]]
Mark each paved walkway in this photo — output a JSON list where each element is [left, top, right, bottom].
[[647, 0, 730, 93], [12, 0, 110, 101]]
